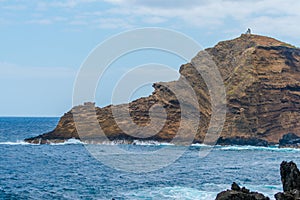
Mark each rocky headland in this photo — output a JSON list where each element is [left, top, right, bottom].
[[25, 34, 300, 145]]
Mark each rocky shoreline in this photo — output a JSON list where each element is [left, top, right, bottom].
[[24, 132, 300, 148], [216, 161, 300, 200]]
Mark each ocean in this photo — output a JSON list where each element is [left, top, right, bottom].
[[1, 117, 300, 200]]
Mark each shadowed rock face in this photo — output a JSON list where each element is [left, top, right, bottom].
[[280, 161, 300, 192], [216, 161, 300, 200], [275, 161, 300, 200], [279, 133, 300, 148], [25, 34, 300, 145]]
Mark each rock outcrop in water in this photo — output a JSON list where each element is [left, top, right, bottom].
[[25, 34, 300, 145], [275, 161, 300, 200], [217, 137, 269, 147], [279, 133, 300, 148], [215, 182, 270, 200], [216, 161, 300, 200]]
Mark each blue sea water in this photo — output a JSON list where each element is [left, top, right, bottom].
[[1, 117, 300, 200]]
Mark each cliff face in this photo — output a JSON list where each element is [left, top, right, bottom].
[[25, 34, 300, 145]]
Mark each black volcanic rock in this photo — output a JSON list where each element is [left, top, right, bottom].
[[275, 161, 300, 200], [217, 137, 269, 146], [279, 133, 300, 148], [216, 162, 300, 200], [280, 161, 300, 192], [215, 182, 270, 200]]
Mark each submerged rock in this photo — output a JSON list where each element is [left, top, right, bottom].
[[215, 182, 270, 200]]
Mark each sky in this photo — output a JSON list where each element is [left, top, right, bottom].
[[0, 0, 300, 117]]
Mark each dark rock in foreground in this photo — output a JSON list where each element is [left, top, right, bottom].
[[216, 161, 300, 200], [215, 182, 270, 200], [275, 161, 300, 199], [279, 133, 300, 148]]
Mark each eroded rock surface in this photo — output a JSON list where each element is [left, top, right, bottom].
[[215, 182, 270, 200], [279, 133, 300, 148], [25, 34, 300, 145], [275, 161, 300, 200]]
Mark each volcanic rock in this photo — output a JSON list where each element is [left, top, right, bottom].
[[279, 133, 300, 148], [215, 182, 270, 200], [275, 161, 300, 200], [217, 136, 269, 146], [25, 34, 300, 145]]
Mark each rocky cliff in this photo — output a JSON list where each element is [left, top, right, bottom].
[[25, 34, 300, 145]]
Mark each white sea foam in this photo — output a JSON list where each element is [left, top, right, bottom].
[[49, 138, 85, 145], [0, 140, 39, 145], [98, 140, 131, 145], [85, 140, 175, 146], [2, 138, 300, 153], [217, 145, 300, 152], [245, 184, 281, 200], [191, 143, 214, 147], [0, 138, 85, 146], [122, 186, 217, 200], [132, 140, 175, 146], [122, 184, 280, 200]]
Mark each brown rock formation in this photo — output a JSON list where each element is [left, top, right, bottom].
[[25, 34, 300, 145]]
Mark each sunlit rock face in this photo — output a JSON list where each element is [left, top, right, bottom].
[[25, 34, 300, 145]]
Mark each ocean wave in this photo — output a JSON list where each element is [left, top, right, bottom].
[[216, 145, 300, 152], [121, 184, 281, 200], [49, 138, 85, 145], [0, 140, 39, 145], [191, 143, 214, 147], [2, 138, 300, 152], [243, 184, 281, 200], [0, 138, 85, 146], [86, 140, 175, 146], [132, 140, 175, 146], [122, 186, 217, 200]]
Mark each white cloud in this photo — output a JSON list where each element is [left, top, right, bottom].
[[247, 15, 300, 38], [100, 0, 300, 40], [95, 17, 134, 29], [2, 0, 300, 42], [36, 0, 99, 10]]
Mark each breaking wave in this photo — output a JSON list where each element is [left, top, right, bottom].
[[122, 186, 217, 200], [49, 138, 85, 145], [216, 145, 300, 152], [1, 138, 300, 153], [0, 140, 38, 145], [121, 184, 281, 200]]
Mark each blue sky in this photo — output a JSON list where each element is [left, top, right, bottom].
[[1, 0, 300, 116]]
